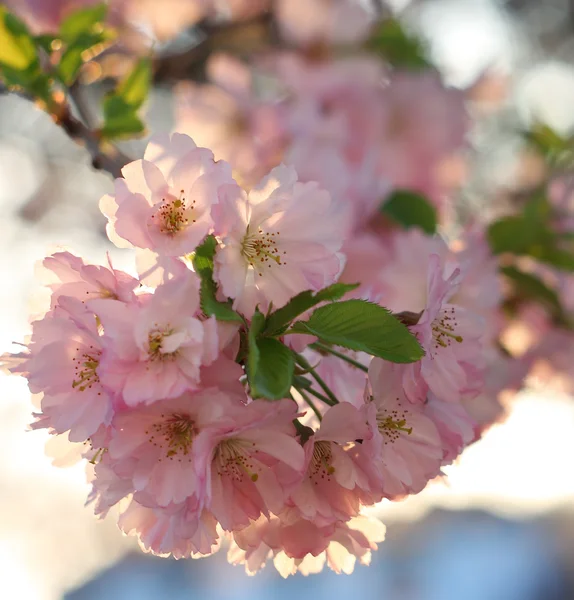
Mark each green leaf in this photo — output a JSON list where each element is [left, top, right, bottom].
[[291, 299, 424, 363], [101, 95, 145, 139], [381, 190, 437, 235], [191, 235, 243, 323], [117, 58, 151, 109], [101, 59, 152, 140], [500, 266, 567, 322], [34, 34, 58, 54], [247, 309, 265, 384], [487, 216, 538, 255], [0, 8, 38, 71], [249, 338, 294, 400], [60, 3, 107, 43], [56, 29, 114, 84], [366, 18, 430, 69], [264, 282, 359, 335]]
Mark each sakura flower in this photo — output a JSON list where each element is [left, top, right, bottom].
[[100, 133, 232, 257], [107, 388, 241, 507], [197, 398, 305, 531], [10, 298, 113, 443], [213, 165, 346, 315], [400, 254, 485, 404], [276, 0, 375, 47], [40, 251, 138, 308], [229, 511, 386, 577], [118, 498, 220, 559], [90, 273, 219, 406], [288, 402, 371, 526], [378, 72, 469, 207], [364, 358, 443, 498], [175, 55, 285, 187]]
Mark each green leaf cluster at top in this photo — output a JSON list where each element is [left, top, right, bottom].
[[56, 3, 115, 85], [0, 7, 51, 100], [101, 57, 152, 140], [488, 193, 574, 271], [366, 18, 431, 70]]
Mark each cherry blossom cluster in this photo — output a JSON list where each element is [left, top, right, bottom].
[[3, 132, 514, 577]]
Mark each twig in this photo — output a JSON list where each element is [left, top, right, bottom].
[[293, 353, 338, 406], [311, 342, 369, 372]]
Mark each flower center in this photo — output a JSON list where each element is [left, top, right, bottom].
[[377, 406, 412, 445], [148, 327, 177, 362], [214, 438, 259, 482], [432, 307, 463, 350], [72, 347, 101, 392], [151, 190, 196, 236], [241, 226, 286, 274], [146, 413, 196, 461], [310, 440, 336, 483]]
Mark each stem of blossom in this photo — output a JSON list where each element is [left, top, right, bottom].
[[304, 385, 337, 407], [293, 353, 338, 406], [294, 385, 323, 421], [310, 342, 369, 373]]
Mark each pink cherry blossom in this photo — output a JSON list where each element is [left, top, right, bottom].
[[40, 251, 138, 308], [378, 72, 469, 207], [100, 133, 233, 256], [107, 388, 242, 507], [176, 55, 285, 187], [196, 398, 305, 531], [288, 402, 371, 526], [213, 165, 346, 315], [364, 358, 443, 498], [229, 511, 386, 577], [89, 273, 219, 406], [10, 298, 113, 443], [276, 0, 375, 47], [399, 254, 485, 404], [118, 498, 220, 559]]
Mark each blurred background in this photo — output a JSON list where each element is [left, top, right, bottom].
[[2, 0, 574, 598]]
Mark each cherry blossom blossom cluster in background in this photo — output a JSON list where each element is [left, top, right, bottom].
[[3, 0, 574, 581]]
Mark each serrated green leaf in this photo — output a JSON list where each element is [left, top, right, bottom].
[[291, 299, 424, 363], [264, 282, 359, 335], [101, 95, 145, 139], [381, 190, 437, 235], [60, 3, 107, 43], [0, 8, 38, 71], [191, 235, 242, 323], [117, 58, 151, 109], [249, 338, 294, 400]]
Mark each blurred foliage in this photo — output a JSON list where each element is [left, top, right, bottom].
[[381, 189, 438, 234], [366, 18, 431, 70]]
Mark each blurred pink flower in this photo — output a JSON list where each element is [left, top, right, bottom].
[[276, 0, 374, 47], [3, 0, 103, 33], [378, 72, 469, 207], [175, 55, 286, 188], [100, 133, 233, 256], [213, 165, 346, 316], [89, 272, 219, 406]]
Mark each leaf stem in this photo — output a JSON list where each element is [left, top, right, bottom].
[[294, 386, 322, 421], [311, 342, 369, 372], [293, 353, 338, 406]]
